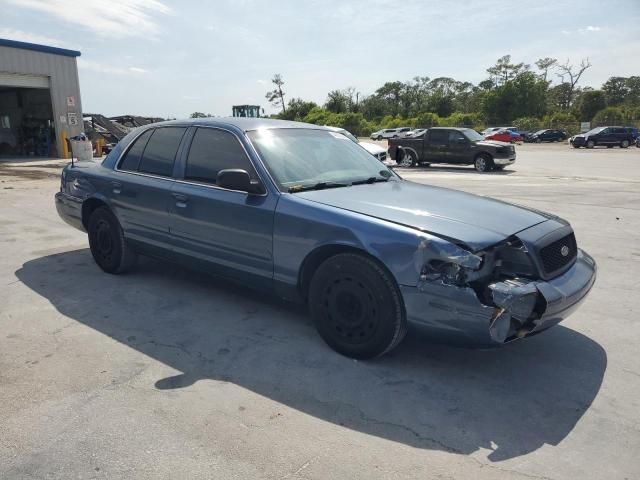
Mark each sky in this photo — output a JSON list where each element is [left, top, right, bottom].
[[1, 0, 639, 118]]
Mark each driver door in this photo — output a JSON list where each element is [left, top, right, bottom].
[[447, 130, 469, 163], [168, 127, 277, 285]]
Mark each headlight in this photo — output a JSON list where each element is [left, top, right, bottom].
[[418, 241, 483, 286]]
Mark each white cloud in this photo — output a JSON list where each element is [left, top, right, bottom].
[[78, 59, 148, 75], [5, 0, 170, 38], [586, 25, 601, 32], [0, 28, 77, 49]]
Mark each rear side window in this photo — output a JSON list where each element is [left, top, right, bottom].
[[429, 130, 449, 145], [185, 128, 256, 185], [119, 129, 153, 171], [138, 127, 187, 177]]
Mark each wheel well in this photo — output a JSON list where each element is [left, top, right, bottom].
[[298, 244, 393, 301], [474, 151, 492, 161], [81, 198, 108, 230]]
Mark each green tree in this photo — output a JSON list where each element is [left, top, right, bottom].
[[279, 98, 318, 121], [602, 77, 630, 106], [591, 106, 625, 126], [575, 90, 606, 121], [555, 58, 592, 108], [486, 55, 529, 85], [325, 90, 350, 113], [535, 57, 557, 83], [265, 74, 286, 114]]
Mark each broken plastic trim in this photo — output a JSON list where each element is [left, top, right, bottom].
[[488, 278, 540, 343]]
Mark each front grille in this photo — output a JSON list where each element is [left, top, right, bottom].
[[539, 233, 577, 275]]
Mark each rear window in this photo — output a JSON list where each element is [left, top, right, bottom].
[[429, 129, 449, 145], [119, 129, 153, 172], [138, 127, 187, 177]]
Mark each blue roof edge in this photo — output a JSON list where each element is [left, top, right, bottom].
[[0, 38, 81, 57]]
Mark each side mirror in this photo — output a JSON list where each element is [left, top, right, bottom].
[[217, 169, 264, 194]]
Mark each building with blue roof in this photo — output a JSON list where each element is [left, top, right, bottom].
[[0, 38, 83, 158]]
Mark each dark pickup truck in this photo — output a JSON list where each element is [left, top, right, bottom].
[[388, 127, 516, 172]]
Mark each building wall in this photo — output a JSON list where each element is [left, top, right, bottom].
[[0, 45, 83, 157]]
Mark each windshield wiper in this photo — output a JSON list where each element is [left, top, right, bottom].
[[288, 181, 351, 193], [351, 176, 390, 185]]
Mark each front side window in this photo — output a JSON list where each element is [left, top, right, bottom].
[[461, 129, 483, 141], [449, 131, 466, 143], [119, 129, 153, 172], [185, 128, 256, 184], [138, 127, 186, 177], [248, 128, 396, 190]]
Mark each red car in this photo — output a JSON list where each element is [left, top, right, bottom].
[[485, 129, 523, 143]]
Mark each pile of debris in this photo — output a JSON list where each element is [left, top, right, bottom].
[[83, 113, 165, 147]]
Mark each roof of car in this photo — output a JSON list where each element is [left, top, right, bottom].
[[150, 117, 327, 132]]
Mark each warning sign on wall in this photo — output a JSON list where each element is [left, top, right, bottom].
[[68, 112, 78, 126], [66, 96, 75, 107]]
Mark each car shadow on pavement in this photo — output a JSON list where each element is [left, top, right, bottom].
[[16, 249, 607, 462]]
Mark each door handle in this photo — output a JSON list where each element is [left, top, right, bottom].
[[172, 192, 188, 208], [111, 181, 122, 194]]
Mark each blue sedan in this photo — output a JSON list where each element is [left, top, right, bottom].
[[55, 118, 596, 358]]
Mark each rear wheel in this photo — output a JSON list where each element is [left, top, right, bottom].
[[397, 149, 417, 168], [88, 206, 137, 274], [474, 153, 494, 173], [621, 140, 630, 148], [308, 253, 407, 359]]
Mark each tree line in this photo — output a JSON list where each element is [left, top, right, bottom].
[[262, 55, 640, 136]]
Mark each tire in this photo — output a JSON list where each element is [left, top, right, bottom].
[[474, 153, 494, 173], [376, 135, 383, 140], [397, 149, 417, 168], [586, 140, 595, 149], [308, 253, 407, 359], [535, 138, 542, 143], [88, 206, 137, 274], [572, 144, 580, 149], [621, 140, 630, 148]]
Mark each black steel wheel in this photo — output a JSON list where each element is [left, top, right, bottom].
[[88, 206, 137, 274], [309, 253, 407, 359]]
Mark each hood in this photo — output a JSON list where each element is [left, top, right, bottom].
[[296, 181, 551, 251], [358, 141, 386, 154], [476, 140, 512, 148]]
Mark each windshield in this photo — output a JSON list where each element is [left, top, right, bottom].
[[534, 130, 546, 135], [462, 129, 484, 141], [585, 127, 606, 135], [248, 128, 397, 190]]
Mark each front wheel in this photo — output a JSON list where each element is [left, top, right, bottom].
[[586, 140, 595, 149], [376, 135, 383, 140], [308, 253, 407, 359], [88, 206, 137, 274], [474, 154, 494, 173]]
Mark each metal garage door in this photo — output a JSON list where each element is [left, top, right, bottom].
[[0, 72, 49, 88]]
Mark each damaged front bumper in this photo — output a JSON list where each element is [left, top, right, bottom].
[[400, 249, 596, 347]]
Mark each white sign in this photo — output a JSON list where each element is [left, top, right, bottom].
[[59, 115, 67, 124], [66, 96, 75, 107], [67, 112, 78, 126]]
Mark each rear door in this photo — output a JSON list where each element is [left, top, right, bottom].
[[168, 126, 277, 284], [111, 126, 187, 250], [423, 129, 450, 162]]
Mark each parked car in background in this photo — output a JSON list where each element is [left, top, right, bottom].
[[524, 129, 567, 143], [484, 129, 523, 143], [325, 126, 389, 163], [55, 117, 596, 358], [624, 126, 638, 140], [405, 128, 427, 138], [569, 126, 635, 148], [370, 127, 411, 140], [389, 127, 516, 172]]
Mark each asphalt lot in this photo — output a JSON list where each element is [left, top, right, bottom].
[[1, 142, 639, 479]]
